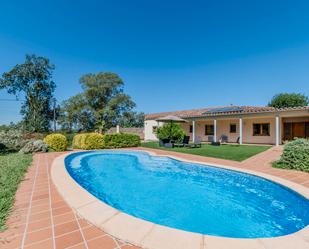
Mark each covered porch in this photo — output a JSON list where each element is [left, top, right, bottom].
[[181, 111, 309, 146]]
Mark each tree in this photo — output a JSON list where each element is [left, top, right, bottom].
[[0, 55, 56, 132], [268, 93, 309, 108], [59, 72, 143, 132], [79, 72, 136, 132], [156, 123, 185, 142], [118, 111, 145, 128], [58, 94, 95, 132]]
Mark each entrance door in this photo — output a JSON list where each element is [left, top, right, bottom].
[[293, 123, 305, 138], [284, 122, 308, 140]]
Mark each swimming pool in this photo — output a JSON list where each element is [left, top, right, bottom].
[[65, 151, 309, 238]]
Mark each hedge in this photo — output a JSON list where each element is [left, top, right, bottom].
[[103, 133, 141, 148], [73, 133, 104, 150], [273, 138, 309, 172], [72, 132, 140, 150], [72, 134, 84, 149], [43, 134, 68, 152]]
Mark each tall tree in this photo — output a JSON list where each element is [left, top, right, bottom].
[[268, 93, 309, 108], [79, 72, 136, 131], [58, 94, 95, 131], [0, 55, 56, 132], [118, 111, 145, 128]]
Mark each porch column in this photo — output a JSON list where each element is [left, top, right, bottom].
[[192, 120, 196, 143], [275, 116, 280, 146], [214, 119, 217, 142], [239, 118, 243, 144]]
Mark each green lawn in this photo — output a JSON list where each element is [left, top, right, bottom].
[[141, 142, 271, 162], [0, 153, 32, 231]]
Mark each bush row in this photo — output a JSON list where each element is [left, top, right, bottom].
[[73, 132, 140, 150], [72, 133, 104, 150]]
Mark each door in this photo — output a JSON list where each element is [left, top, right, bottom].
[[284, 122, 307, 140], [293, 122, 306, 138]]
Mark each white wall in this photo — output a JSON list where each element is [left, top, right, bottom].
[[144, 120, 160, 141], [242, 117, 276, 144]]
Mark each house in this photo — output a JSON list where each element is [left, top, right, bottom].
[[144, 106, 309, 145]]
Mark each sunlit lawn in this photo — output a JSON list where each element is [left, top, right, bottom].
[[141, 142, 271, 162], [0, 153, 32, 231]]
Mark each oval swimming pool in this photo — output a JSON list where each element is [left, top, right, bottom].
[[65, 151, 309, 238]]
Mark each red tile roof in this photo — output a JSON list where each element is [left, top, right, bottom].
[[145, 106, 309, 120]]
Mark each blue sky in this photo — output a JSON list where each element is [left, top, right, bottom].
[[1, 0, 309, 124]]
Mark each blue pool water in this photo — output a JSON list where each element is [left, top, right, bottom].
[[65, 151, 309, 238]]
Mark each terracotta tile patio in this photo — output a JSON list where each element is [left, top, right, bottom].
[[1, 146, 309, 249], [0, 152, 140, 249]]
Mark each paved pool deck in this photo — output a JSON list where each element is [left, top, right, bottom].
[[1, 146, 309, 249]]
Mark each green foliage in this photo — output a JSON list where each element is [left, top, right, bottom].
[[118, 111, 145, 128], [0, 143, 7, 151], [60, 72, 143, 132], [268, 93, 309, 108], [156, 123, 185, 142], [142, 142, 270, 161], [44, 133, 67, 151], [84, 133, 104, 149], [72, 134, 84, 149], [273, 138, 309, 172], [58, 94, 95, 132], [72, 132, 140, 149], [19, 140, 48, 154], [103, 133, 141, 148], [72, 133, 104, 150], [0, 153, 32, 231], [0, 55, 56, 132], [0, 129, 28, 151]]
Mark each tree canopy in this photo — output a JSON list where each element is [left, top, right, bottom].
[[0, 55, 56, 132], [268, 93, 309, 108], [57, 94, 95, 131], [59, 72, 144, 132]]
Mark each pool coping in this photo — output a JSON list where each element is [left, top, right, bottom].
[[51, 150, 309, 249]]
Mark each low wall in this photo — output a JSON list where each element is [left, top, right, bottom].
[[106, 127, 144, 139]]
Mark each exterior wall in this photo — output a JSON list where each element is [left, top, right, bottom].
[[216, 119, 240, 143], [144, 116, 288, 145], [242, 117, 276, 144], [191, 118, 277, 144], [144, 120, 161, 141]]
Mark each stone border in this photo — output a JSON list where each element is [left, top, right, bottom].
[[51, 150, 309, 249]]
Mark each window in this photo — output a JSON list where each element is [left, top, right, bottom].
[[253, 123, 270, 136], [189, 125, 193, 133], [230, 124, 236, 133], [205, 125, 214, 135], [152, 126, 157, 133]]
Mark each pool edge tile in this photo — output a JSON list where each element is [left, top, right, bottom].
[[101, 212, 154, 247], [76, 201, 119, 227], [141, 224, 203, 249]]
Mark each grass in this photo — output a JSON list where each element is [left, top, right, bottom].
[[141, 142, 271, 161], [0, 152, 32, 231]]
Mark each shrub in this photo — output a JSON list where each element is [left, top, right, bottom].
[[44, 134, 67, 152], [72, 134, 84, 149], [103, 133, 140, 148], [72, 133, 104, 150], [62, 132, 77, 148], [19, 140, 48, 154], [273, 138, 309, 172], [0, 129, 28, 151], [156, 123, 185, 143], [0, 143, 7, 151]]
